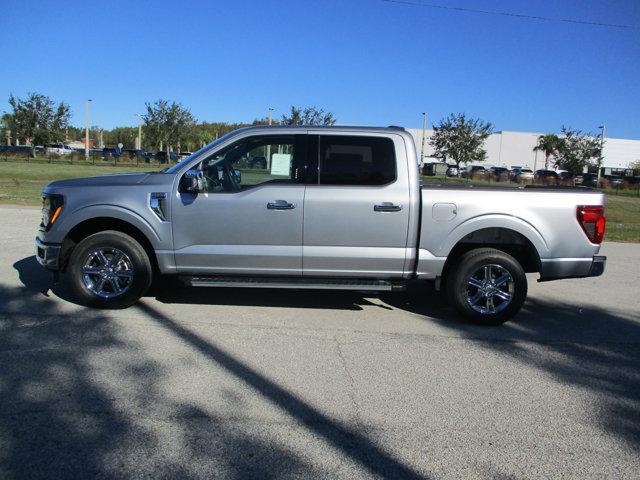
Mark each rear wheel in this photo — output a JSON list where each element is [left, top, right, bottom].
[[68, 230, 152, 308], [446, 248, 527, 325]]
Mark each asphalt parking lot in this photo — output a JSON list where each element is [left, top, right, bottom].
[[1, 205, 639, 479]]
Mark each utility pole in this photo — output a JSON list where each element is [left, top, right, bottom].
[[136, 114, 143, 150], [597, 125, 605, 188], [266, 107, 273, 170], [420, 112, 427, 170], [85, 99, 92, 160]]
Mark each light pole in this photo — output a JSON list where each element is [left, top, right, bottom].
[[420, 112, 427, 170], [266, 107, 273, 169], [135, 114, 143, 150], [85, 99, 92, 160], [598, 125, 605, 187]]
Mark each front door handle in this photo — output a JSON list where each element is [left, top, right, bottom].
[[267, 200, 296, 210], [374, 202, 402, 212]]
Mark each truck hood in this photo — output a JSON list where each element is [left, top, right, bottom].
[[45, 173, 152, 190]]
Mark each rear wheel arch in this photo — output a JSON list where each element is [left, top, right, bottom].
[[441, 227, 542, 280]]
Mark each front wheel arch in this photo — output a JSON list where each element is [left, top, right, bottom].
[[60, 217, 159, 274]]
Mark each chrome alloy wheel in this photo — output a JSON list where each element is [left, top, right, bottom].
[[81, 248, 134, 299], [465, 264, 514, 314]]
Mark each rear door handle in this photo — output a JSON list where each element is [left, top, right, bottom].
[[374, 202, 402, 212], [267, 200, 296, 210]]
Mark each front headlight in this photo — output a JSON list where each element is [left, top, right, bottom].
[[41, 194, 64, 230]]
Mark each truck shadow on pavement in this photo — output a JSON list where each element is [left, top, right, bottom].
[[10, 255, 640, 471], [386, 285, 640, 452], [7, 255, 430, 479]]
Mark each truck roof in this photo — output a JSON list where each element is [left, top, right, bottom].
[[229, 125, 406, 134]]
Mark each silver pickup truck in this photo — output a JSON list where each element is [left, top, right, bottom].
[[36, 126, 606, 324]]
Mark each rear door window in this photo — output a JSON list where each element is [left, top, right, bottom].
[[315, 135, 397, 186]]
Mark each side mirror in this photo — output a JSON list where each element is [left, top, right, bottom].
[[233, 169, 242, 183], [180, 169, 204, 193]]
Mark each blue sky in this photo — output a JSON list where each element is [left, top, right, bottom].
[[1, 0, 639, 138]]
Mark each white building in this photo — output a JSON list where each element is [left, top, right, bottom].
[[406, 128, 640, 172]]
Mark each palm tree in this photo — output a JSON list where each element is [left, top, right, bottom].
[[534, 134, 564, 170]]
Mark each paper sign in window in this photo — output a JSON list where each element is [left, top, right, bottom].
[[270, 154, 292, 176]]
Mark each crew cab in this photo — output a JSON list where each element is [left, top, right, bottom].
[[35, 126, 606, 324]]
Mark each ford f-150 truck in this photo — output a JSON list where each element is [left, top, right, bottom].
[[35, 126, 606, 324]]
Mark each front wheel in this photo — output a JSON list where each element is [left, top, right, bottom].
[[67, 230, 152, 308], [446, 248, 527, 325]]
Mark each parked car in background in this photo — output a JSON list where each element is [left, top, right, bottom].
[[488, 166, 510, 181], [179, 152, 194, 161], [446, 166, 459, 177], [461, 165, 487, 179], [627, 176, 640, 186], [0, 145, 36, 155], [557, 170, 574, 183], [154, 151, 179, 162], [422, 162, 449, 176], [46, 144, 74, 155], [510, 168, 534, 183], [101, 148, 121, 158], [607, 175, 624, 188], [534, 169, 559, 184], [248, 155, 267, 169], [121, 149, 147, 160]]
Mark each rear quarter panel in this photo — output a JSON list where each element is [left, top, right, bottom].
[[418, 187, 604, 276]]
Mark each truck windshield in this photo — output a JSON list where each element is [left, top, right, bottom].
[[163, 131, 237, 174]]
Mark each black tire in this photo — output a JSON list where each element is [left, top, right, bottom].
[[445, 248, 527, 325], [67, 230, 152, 309]]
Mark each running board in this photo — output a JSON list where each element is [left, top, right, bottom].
[[182, 276, 405, 292]]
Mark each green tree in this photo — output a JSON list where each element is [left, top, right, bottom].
[[252, 116, 278, 126], [553, 127, 602, 175], [104, 126, 138, 149], [184, 124, 216, 151], [7, 92, 71, 156], [533, 134, 564, 170], [429, 113, 493, 169], [281, 106, 336, 126], [142, 99, 196, 162], [1, 113, 12, 144], [65, 125, 83, 143]]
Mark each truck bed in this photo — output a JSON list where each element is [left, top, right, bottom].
[[416, 184, 605, 278]]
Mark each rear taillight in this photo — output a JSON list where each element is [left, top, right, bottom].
[[577, 205, 606, 244]]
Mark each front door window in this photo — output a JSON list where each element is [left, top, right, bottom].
[[198, 135, 304, 193]]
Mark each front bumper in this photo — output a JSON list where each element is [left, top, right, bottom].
[[539, 255, 606, 282], [35, 236, 62, 270]]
